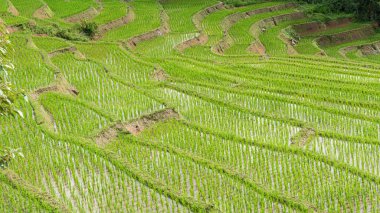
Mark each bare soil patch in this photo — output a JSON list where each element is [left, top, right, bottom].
[[278, 31, 298, 55], [316, 24, 378, 47], [48, 46, 85, 59], [151, 67, 168, 81], [293, 18, 352, 37], [95, 109, 180, 146], [7, 0, 19, 16], [33, 5, 54, 19], [340, 41, 380, 57]]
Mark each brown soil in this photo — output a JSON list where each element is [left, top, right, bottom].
[[126, 9, 170, 49], [340, 41, 380, 57], [48, 46, 84, 58], [316, 24, 378, 47], [214, 2, 298, 54], [6, 26, 19, 34], [64, 7, 99, 23], [248, 40, 266, 55], [95, 109, 179, 146], [152, 68, 168, 81], [7, 0, 19, 16], [93, 6, 135, 40], [293, 18, 352, 37], [33, 5, 54, 19], [176, 2, 226, 52], [30, 75, 79, 101], [176, 33, 208, 52]]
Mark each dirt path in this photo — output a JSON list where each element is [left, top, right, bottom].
[[176, 2, 227, 52], [212, 2, 298, 54], [126, 9, 169, 49], [48, 46, 85, 59], [293, 17, 352, 37], [316, 23, 379, 47], [340, 41, 380, 58], [93, 6, 135, 40], [95, 109, 179, 147]]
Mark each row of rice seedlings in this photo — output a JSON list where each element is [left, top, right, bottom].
[[0, 179, 47, 212], [109, 135, 299, 212], [156, 87, 301, 144], [44, 0, 95, 18], [32, 36, 70, 53], [259, 19, 310, 56], [273, 54, 380, 75], [161, 58, 380, 116], [138, 120, 380, 212], [255, 61, 380, 85], [40, 92, 110, 137], [225, 8, 297, 55], [101, 0, 161, 41], [75, 43, 152, 83], [171, 81, 379, 140], [9, 35, 55, 91], [308, 137, 380, 176], [165, 57, 380, 107], [0, 103, 187, 212], [51, 52, 164, 121], [90, 0, 127, 25]]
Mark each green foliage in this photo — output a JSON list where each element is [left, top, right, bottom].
[[297, 0, 380, 22], [20, 22, 88, 41], [79, 21, 98, 38]]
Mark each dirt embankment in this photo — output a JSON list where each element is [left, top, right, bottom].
[[95, 109, 179, 146], [212, 2, 298, 54], [7, 0, 19, 16], [316, 23, 379, 47], [126, 9, 170, 49], [176, 2, 227, 52], [33, 5, 54, 19], [340, 41, 380, 57], [248, 12, 305, 55], [293, 17, 352, 37], [93, 6, 135, 40], [64, 7, 99, 23], [47, 46, 84, 59]]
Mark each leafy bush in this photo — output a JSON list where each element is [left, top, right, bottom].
[[79, 21, 98, 38]]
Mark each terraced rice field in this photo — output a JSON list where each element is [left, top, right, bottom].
[[0, 0, 380, 212]]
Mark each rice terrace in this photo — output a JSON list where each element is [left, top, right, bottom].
[[0, 0, 380, 212]]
